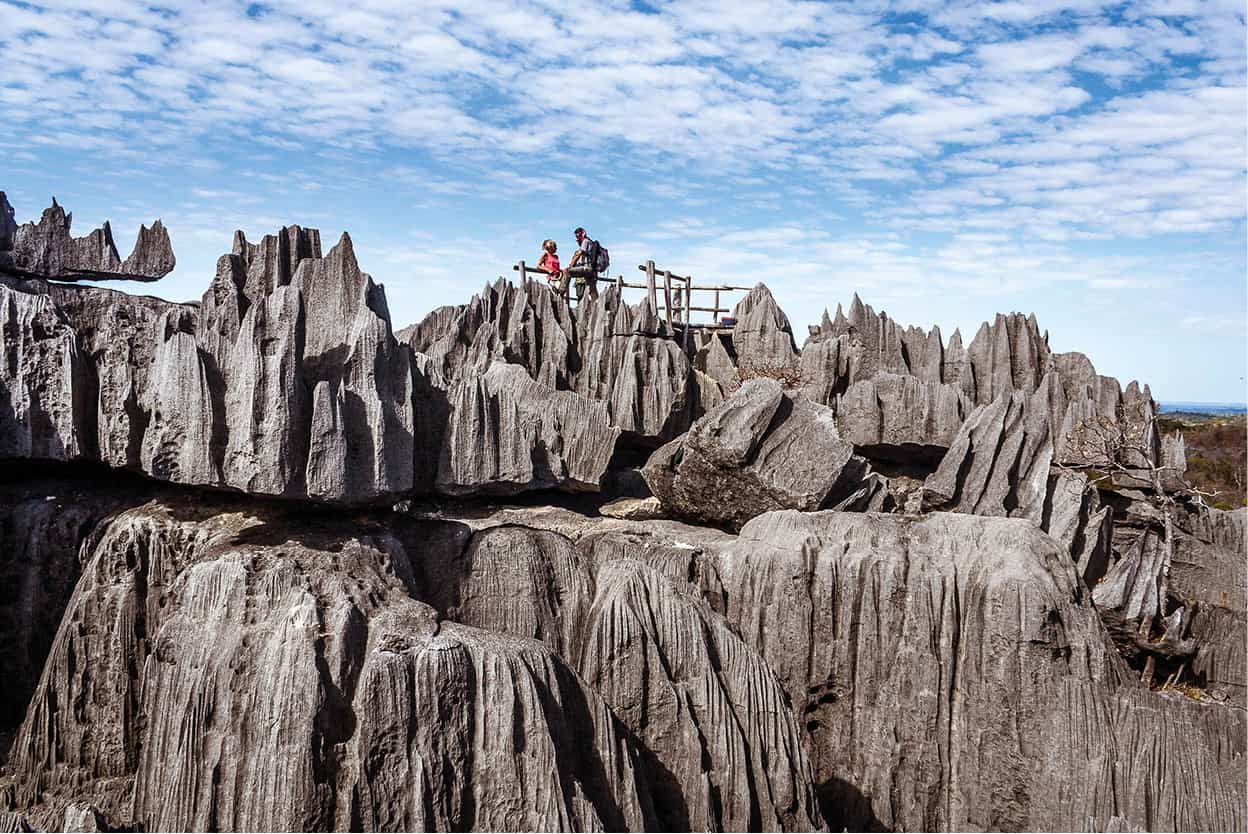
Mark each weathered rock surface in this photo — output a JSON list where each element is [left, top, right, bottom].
[[922, 385, 1055, 521], [2, 193, 1244, 834], [0, 477, 147, 732], [731, 284, 797, 371], [401, 277, 576, 390], [427, 522, 826, 831], [718, 510, 1246, 832], [1161, 505, 1245, 704], [436, 362, 619, 495], [408, 280, 700, 444], [4, 497, 658, 832], [643, 378, 867, 527], [0, 195, 174, 282], [0, 281, 89, 460], [834, 372, 971, 457], [799, 295, 1160, 471]]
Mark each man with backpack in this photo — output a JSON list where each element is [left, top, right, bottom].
[[564, 226, 608, 303]]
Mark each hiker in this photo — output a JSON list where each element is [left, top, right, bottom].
[[537, 238, 566, 298], [564, 226, 608, 303]]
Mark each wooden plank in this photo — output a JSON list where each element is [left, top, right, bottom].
[[645, 260, 657, 310], [714, 289, 720, 324]]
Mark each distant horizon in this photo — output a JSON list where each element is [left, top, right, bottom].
[[2, 0, 1243, 401]]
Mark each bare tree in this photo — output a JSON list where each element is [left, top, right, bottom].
[[1059, 407, 1218, 687]]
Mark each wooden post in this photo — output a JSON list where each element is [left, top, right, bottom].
[[662, 270, 673, 328], [518, 260, 526, 284], [683, 277, 692, 352], [645, 261, 657, 311], [714, 290, 720, 324]]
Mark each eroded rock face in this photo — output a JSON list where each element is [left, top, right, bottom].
[[0, 479, 146, 731], [643, 378, 867, 527], [834, 372, 971, 456], [718, 510, 1246, 832], [402, 277, 576, 391], [0, 281, 89, 460], [5, 498, 658, 833], [407, 281, 699, 445], [0, 195, 174, 282], [428, 522, 826, 832], [436, 363, 620, 496]]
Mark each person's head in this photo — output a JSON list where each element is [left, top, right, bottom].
[[543, 238, 556, 253], [574, 227, 586, 244]]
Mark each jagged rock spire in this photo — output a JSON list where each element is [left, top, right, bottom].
[[0, 193, 174, 281]]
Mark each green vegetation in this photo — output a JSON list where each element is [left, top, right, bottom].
[[1158, 414, 1247, 509]]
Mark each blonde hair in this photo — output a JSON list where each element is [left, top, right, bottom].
[[542, 238, 557, 253]]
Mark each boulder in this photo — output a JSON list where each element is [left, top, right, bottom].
[[834, 372, 970, 456], [643, 378, 867, 527], [598, 495, 665, 520]]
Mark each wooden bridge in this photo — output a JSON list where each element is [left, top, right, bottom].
[[514, 259, 752, 338]]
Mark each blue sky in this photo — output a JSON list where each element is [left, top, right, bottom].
[[2, 0, 1244, 402]]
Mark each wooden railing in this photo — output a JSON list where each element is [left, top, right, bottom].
[[513, 258, 752, 337]]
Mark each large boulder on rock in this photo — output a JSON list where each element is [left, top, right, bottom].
[[834, 372, 971, 457], [642, 378, 868, 527]]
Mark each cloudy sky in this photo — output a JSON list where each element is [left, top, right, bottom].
[[2, 0, 1244, 402]]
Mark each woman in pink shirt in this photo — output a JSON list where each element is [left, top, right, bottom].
[[538, 239, 566, 298]]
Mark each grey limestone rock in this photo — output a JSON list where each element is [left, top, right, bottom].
[[6, 498, 657, 833], [0, 479, 147, 733], [402, 277, 576, 390], [434, 522, 826, 831], [0, 280, 89, 460], [1169, 506, 1246, 705], [574, 287, 697, 441], [643, 378, 867, 527], [1, 196, 174, 282], [0, 193, 15, 256], [731, 283, 798, 371], [966, 312, 1050, 406], [598, 495, 665, 520], [718, 509, 1246, 832], [406, 280, 700, 445], [436, 362, 620, 495], [922, 382, 1055, 521], [834, 372, 971, 455]]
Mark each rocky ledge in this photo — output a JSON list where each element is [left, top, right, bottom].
[[0, 193, 1242, 833]]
